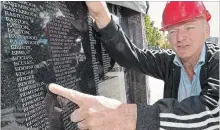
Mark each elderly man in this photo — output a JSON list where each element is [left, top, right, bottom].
[[49, 1, 219, 130]]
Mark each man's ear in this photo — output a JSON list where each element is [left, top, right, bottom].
[[205, 22, 210, 38]]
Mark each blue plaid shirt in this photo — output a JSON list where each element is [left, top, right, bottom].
[[173, 44, 206, 101]]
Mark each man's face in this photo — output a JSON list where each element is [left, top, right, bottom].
[[167, 17, 210, 59]]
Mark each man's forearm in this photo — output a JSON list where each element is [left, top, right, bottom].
[[94, 12, 111, 29]]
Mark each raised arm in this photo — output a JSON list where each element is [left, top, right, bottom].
[[86, 1, 174, 80]]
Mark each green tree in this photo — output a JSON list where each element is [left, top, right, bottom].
[[144, 15, 171, 49], [145, 15, 153, 44], [144, 15, 161, 46]]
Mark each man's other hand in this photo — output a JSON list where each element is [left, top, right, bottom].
[[49, 83, 137, 130], [85, 1, 111, 29]]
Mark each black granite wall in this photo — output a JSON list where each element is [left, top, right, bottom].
[[1, 1, 113, 129]]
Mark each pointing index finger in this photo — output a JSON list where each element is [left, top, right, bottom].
[[48, 83, 89, 106]]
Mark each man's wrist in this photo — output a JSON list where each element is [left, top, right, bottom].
[[94, 12, 111, 29], [118, 103, 137, 130]]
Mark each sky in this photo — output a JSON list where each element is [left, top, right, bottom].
[[148, 2, 220, 37]]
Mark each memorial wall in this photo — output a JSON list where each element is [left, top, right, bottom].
[[1, 1, 116, 129], [1, 1, 149, 130]]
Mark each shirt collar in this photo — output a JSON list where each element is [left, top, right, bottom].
[[173, 44, 206, 68]]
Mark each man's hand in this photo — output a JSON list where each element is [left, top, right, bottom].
[[85, 1, 111, 29], [49, 83, 137, 130]]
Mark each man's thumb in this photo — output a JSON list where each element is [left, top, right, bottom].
[[48, 83, 91, 106]]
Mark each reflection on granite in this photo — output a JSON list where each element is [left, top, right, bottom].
[[1, 1, 117, 129]]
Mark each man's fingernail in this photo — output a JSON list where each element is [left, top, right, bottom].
[[49, 83, 61, 90], [48, 83, 65, 94]]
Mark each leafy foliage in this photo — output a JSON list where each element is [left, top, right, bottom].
[[144, 15, 171, 49]]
